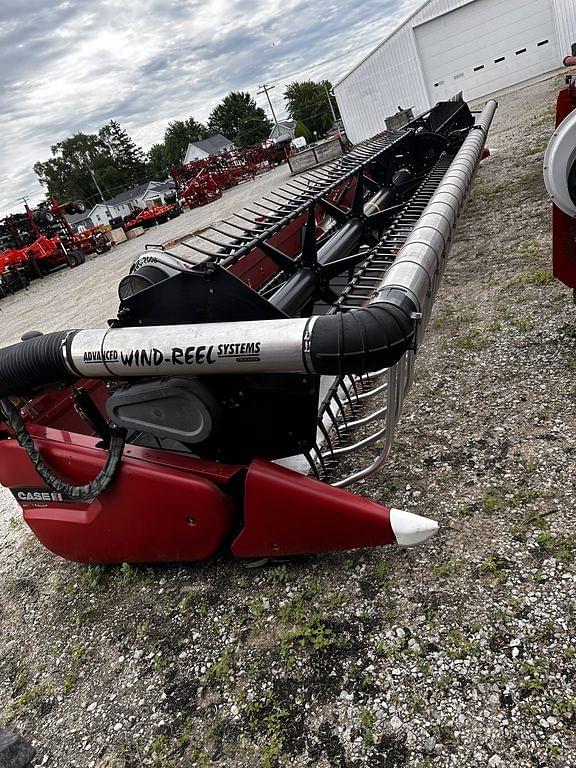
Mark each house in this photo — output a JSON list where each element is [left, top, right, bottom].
[[183, 134, 235, 164], [333, 0, 576, 143], [66, 180, 176, 231], [269, 120, 297, 143]]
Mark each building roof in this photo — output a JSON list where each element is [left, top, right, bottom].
[[189, 134, 234, 155], [270, 120, 297, 138], [66, 211, 94, 225], [334, 0, 434, 87], [105, 180, 174, 206]]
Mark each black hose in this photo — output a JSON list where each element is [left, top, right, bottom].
[[309, 289, 417, 375], [0, 331, 76, 398], [0, 398, 125, 502]]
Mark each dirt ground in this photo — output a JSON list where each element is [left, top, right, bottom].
[[1, 74, 575, 768]]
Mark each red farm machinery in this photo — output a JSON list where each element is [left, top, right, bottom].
[[544, 44, 576, 300], [0, 197, 111, 298], [171, 140, 291, 210], [0, 96, 496, 564], [123, 195, 182, 231]]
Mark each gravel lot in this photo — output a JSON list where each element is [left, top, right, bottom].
[[1, 75, 575, 768]]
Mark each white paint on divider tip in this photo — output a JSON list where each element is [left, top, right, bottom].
[[389, 508, 439, 547]]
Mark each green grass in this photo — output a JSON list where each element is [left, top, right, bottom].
[[433, 556, 463, 580], [456, 328, 490, 352], [535, 531, 576, 563], [509, 268, 555, 287]]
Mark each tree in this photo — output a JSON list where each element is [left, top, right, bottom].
[[33, 132, 123, 202], [163, 117, 208, 166], [99, 120, 148, 186], [283, 80, 340, 139], [147, 142, 171, 179], [294, 121, 313, 144], [208, 92, 272, 147]]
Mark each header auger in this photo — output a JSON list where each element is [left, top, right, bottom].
[[0, 96, 496, 564]]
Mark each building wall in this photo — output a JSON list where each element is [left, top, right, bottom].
[[334, 0, 575, 143]]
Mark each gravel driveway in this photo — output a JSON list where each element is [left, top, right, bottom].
[[1, 75, 575, 768]]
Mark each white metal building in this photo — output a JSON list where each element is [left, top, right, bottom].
[[334, 0, 576, 143]]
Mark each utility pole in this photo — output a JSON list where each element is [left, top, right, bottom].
[[258, 83, 279, 133], [324, 83, 337, 124], [89, 167, 113, 220], [18, 196, 31, 213]]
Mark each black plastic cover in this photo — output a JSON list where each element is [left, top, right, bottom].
[[106, 378, 220, 444]]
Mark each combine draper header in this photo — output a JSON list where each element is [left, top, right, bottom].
[[0, 96, 496, 563]]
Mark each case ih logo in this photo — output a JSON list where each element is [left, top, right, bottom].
[[11, 487, 68, 504]]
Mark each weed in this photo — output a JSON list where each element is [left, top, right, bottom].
[[433, 556, 463, 579], [136, 621, 150, 639], [150, 735, 173, 767], [484, 489, 502, 513], [535, 531, 576, 563], [469, 180, 508, 205], [526, 143, 548, 156], [7, 683, 53, 721], [62, 673, 78, 696], [509, 268, 555, 287], [359, 706, 375, 747], [456, 329, 490, 352], [559, 320, 576, 338], [205, 651, 232, 684], [328, 589, 348, 608], [280, 615, 341, 665], [70, 642, 87, 663], [520, 658, 547, 695], [81, 564, 108, 591], [244, 692, 290, 768], [120, 562, 153, 584], [447, 629, 481, 659], [479, 554, 507, 581], [538, 105, 556, 125]]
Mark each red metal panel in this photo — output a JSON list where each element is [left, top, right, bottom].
[[553, 204, 576, 288], [0, 436, 237, 564], [553, 85, 576, 289], [231, 458, 394, 557]]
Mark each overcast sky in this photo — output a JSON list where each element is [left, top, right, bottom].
[[0, 0, 420, 216]]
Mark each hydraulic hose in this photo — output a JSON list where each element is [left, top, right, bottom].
[[0, 397, 126, 502]]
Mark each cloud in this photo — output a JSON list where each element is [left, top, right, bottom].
[[0, 0, 420, 215]]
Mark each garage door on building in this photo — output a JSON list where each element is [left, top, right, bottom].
[[414, 0, 560, 103]]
